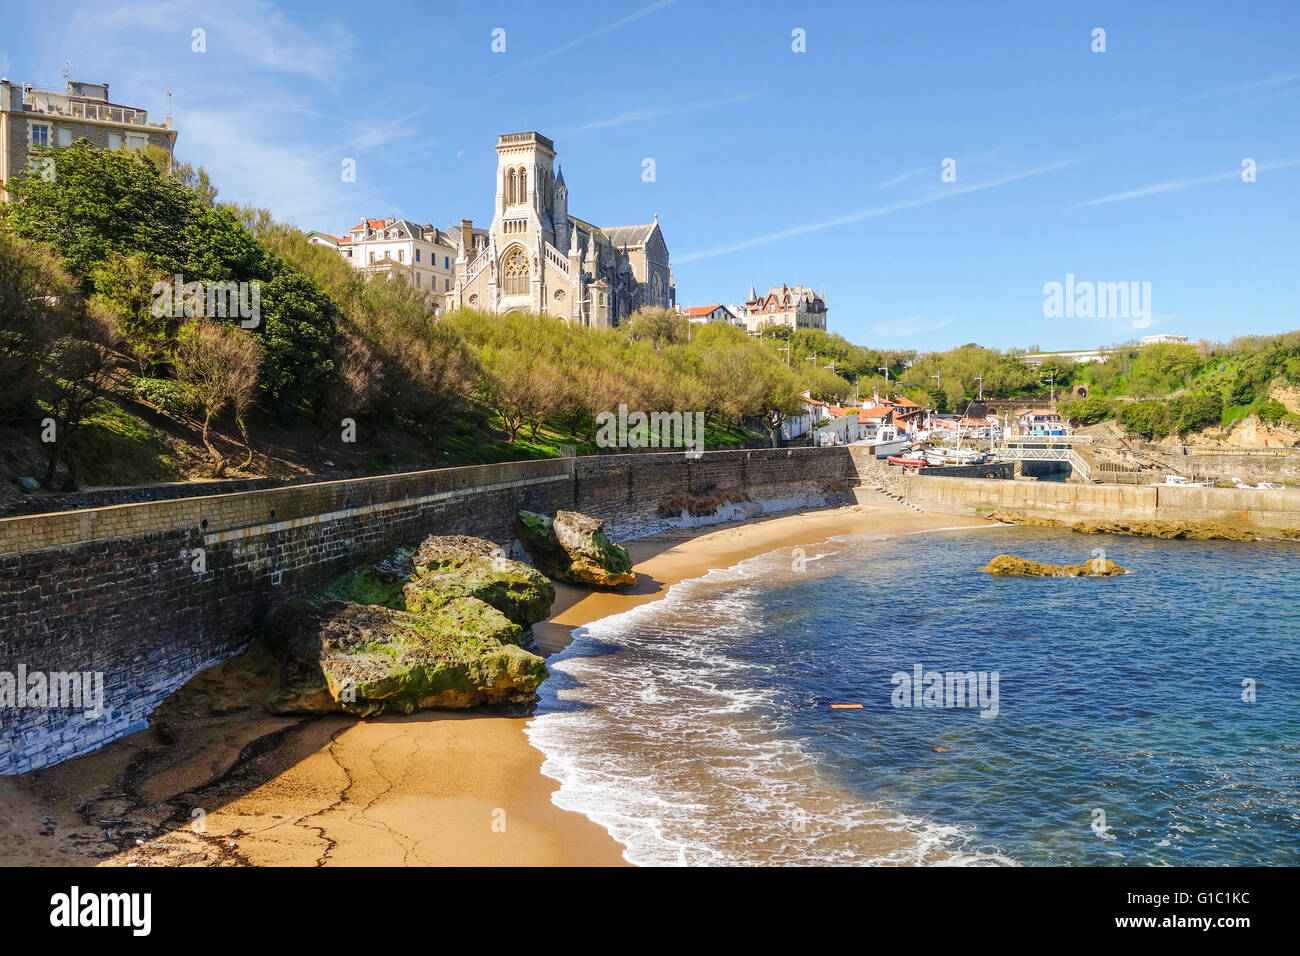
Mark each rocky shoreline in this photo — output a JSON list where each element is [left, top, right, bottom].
[[986, 511, 1300, 542]]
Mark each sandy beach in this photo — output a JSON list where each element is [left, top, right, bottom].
[[0, 503, 990, 867]]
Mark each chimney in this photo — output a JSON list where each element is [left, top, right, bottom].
[[461, 218, 474, 251]]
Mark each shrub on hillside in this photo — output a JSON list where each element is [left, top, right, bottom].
[[1257, 399, 1290, 425], [129, 376, 203, 421], [1060, 395, 1115, 426], [1120, 401, 1170, 440]]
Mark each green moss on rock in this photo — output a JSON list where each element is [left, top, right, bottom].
[[265, 534, 555, 717], [979, 554, 1126, 577], [514, 509, 636, 589]]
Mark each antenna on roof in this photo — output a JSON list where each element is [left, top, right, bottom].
[[62, 60, 72, 83]]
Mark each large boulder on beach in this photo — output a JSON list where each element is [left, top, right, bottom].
[[263, 535, 554, 716], [979, 554, 1125, 577], [514, 509, 636, 589], [404, 552, 555, 627], [264, 598, 546, 716]]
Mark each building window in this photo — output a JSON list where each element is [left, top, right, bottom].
[[445, 278, 450, 291], [416, 273, 421, 288], [415, 249, 421, 263], [503, 247, 529, 296], [126, 134, 147, 151], [398, 249, 404, 263], [519, 167, 527, 203], [108, 133, 122, 150], [57, 128, 72, 147], [507, 168, 516, 205], [444, 256, 449, 269], [30, 123, 51, 148]]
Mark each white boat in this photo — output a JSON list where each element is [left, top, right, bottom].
[[1160, 474, 1213, 487], [1232, 478, 1283, 490]]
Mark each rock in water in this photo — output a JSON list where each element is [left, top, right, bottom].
[[514, 510, 637, 589], [979, 554, 1126, 577]]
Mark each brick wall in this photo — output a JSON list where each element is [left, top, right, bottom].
[[0, 448, 859, 773]]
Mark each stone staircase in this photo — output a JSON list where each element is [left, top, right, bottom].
[[853, 483, 926, 513]]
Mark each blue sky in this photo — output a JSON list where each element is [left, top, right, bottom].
[[5, 0, 1299, 351]]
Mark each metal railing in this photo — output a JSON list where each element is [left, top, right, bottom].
[[993, 441, 1092, 480]]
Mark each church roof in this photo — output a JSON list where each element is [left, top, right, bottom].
[[604, 223, 657, 248]]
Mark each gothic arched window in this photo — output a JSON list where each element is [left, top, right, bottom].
[[506, 168, 516, 205], [651, 271, 663, 306], [518, 167, 528, 204], [503, 247, 529, 296]]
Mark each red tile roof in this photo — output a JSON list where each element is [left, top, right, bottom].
[[684, 304, 723, 317]]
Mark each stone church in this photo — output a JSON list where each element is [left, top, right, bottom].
[[446, 131, 674, 327]]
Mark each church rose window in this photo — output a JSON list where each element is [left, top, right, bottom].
[[503, 248, 529, 296]]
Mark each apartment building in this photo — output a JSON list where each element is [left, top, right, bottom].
[[309, 217, 461, 302], [0, 78, 176, 200]]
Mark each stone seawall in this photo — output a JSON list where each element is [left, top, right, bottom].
[[0, 447, 857, 773], [902, 475, 1300, 531]]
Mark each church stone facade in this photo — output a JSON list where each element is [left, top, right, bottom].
[[447, 131, 674, 327]]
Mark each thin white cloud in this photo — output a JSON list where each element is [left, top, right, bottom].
[[877, 166, 927, 189], [1115, 73, 1300, 120], [339, 105, 434, 153], [66, 0, 354, 89], [181, 106, 391, 230], [677, 159, 1078, 263], [504, 0, 679, 72], [567, 94, 751, 133], [1074, 157, 1300, 207]]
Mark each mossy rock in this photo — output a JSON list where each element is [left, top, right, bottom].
[[1070, 519, 1257, 541], [515, 509, 636, 589], [412, 535, 506, 574], [404, 554, 555, 627], [979, 554, 1126, 577], [264, 598, 545, 716]]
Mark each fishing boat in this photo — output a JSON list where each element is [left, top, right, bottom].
[[1160, 474, 1214, 487]]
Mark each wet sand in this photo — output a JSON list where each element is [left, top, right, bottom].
[[0, 503, 990, 867]]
